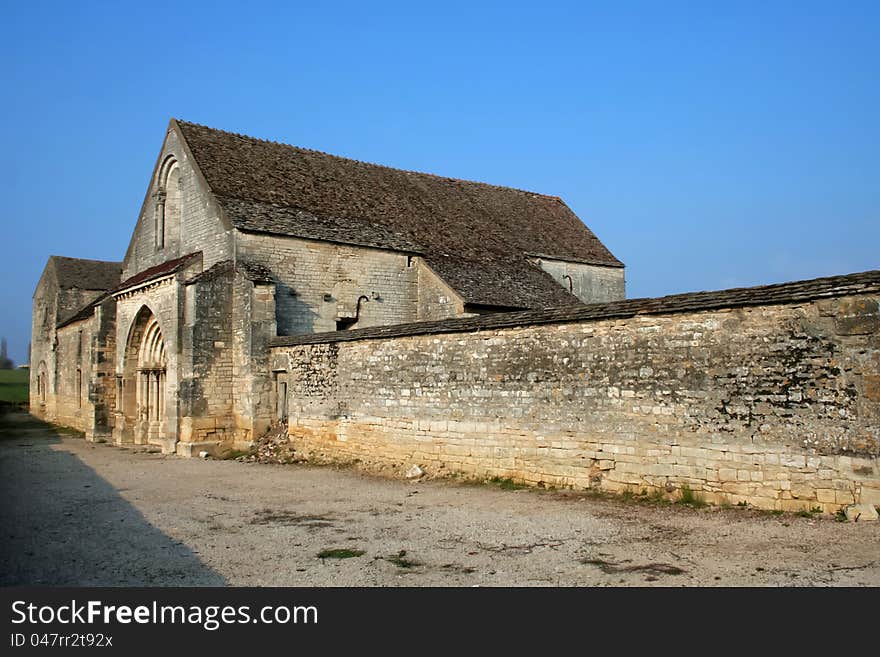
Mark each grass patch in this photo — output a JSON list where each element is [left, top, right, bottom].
[[385, 550, 421, 569], [677, 485, 708, 508], [795, 506, 823, 518], [646, 489, 669, 505], [0, 369, 29, 403], [487, 476, 528, 491], [581, 557, 685, 576], [316, 548, 365, 560], [835, 509, 848, 523]]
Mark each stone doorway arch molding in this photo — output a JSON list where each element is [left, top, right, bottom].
[[137, 314, 167, 444], [114, 305, 178, 453]]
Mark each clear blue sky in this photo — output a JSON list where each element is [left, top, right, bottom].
[[2, 1, 878, 366]]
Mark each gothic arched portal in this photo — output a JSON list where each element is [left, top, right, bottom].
[[120, 306, 168, 445]]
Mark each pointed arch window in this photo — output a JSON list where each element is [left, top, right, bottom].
[[155, 158, 181, 251]]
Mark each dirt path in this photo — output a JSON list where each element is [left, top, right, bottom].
[[1, 411, 878, 586]]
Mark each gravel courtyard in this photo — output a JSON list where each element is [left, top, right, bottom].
[[1, 410, 877, 587]]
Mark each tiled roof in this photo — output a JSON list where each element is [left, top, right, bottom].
[[49, 256, 121, 291], [184, 259, 275, 285], [58, 253, 202, 328], [175, 120, 623, 308], [270, 269, 880, 346], [115, 252, 202, 292]]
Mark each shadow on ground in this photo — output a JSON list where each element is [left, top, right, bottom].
[[0, 409, 225, 586]]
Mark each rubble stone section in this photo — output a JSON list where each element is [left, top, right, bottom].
[[272, 289, 880, 513]]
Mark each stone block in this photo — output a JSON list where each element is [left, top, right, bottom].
[[718, 468, 738, 482], [815, 489, 836, 504], [844, 504, 879, 522]]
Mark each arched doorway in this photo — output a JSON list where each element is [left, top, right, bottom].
[[121, 307, 168, 446]]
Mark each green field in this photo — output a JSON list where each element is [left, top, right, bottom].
[[0, 368, 29, 403]]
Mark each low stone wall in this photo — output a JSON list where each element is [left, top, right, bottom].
[[270, 271, 880, 513]]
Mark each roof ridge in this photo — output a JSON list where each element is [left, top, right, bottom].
[[173, 118, 563, 201], [49, 255, 122, 265]]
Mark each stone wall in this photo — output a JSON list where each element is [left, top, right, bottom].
[[270, 273, 880, 513], [178, 264, 235, 448], [47, 298, 117, 439], [52, 319, 92, 430], [29, 266, 59, 419]]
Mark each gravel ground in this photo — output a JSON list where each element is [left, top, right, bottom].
[[1, 410, 878, 587]]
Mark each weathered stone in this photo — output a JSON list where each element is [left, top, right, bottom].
[[405, 465, 424, 479], [834, 298, 880, 336], [274, 290, 880, 514], [844, 504, 879, 522]]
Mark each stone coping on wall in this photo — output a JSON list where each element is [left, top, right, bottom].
[[270, 269, 880, 347]]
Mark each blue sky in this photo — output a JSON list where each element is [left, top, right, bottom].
[[1, 1, 878, 365]]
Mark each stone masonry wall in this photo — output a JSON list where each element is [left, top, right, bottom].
[[271, 288, 880, 513], [30, 270, 105, 424], [236, 232, 420, 334], [52, 319, 93, 431], [49, 299, 117, 439], [229, 270, 277, 445], [29, 268, 59, 419], [179, 266, 235, 446]]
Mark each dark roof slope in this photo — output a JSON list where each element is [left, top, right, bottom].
[[115, 252, 201, 292], [114, 251, 202, 292], [271, 269, 880, 346], [175, 120, 622, 308], [49, 256, 121, 291], [58, 253, 201, 329], [57, 294, 109, 329]]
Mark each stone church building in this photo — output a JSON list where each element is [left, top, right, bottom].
[[31, 119, 625, 456]]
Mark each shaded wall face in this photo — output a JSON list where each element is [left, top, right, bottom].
[[272, 293, 880, 512]]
